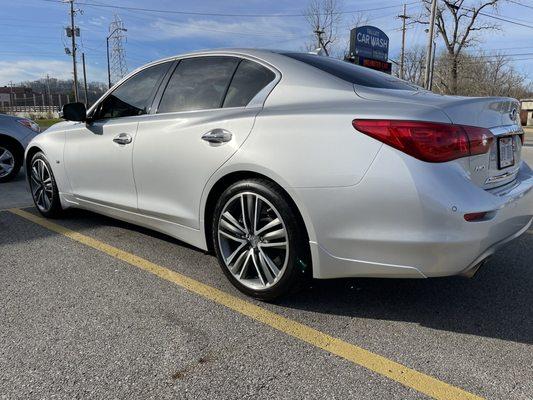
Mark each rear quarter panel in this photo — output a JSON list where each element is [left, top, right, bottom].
[[233, 96, 452, 188], [237, 101, 381, 188]]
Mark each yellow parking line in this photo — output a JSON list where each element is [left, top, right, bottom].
[[9, 208, 483, 400]]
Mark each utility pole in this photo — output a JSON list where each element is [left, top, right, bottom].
[[424, 0, 438, 90], [68, 0, 79, 102], [106, 35, 111, 89], [428, 39, 437, 91], [82, 52, 88, 107], [314, 29, 324, 51], [45, 74, 52, 113], [398, 4, 409, 80], [8, 81, 13, 111]]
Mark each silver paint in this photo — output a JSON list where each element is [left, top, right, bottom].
[[25, 49, 533, 282]]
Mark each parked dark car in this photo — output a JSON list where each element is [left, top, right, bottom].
[[0, 113, 40, 182]]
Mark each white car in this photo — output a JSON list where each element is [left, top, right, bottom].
[[26, 49, 533, 300]]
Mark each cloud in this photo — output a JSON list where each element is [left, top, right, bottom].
[[131, 16, 303, 47], [87, 16, 107, 27], [0, 60, 106, 85]]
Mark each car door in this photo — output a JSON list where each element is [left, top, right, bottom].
[[64, 61, 172, 210], [133, 56, 278, 229]]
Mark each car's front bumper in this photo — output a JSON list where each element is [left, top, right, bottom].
[[296, 146, 533, 279]]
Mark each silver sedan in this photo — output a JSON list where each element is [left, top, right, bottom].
[[25, 49, 533, 300]]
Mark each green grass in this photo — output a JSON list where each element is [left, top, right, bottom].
[[37, 118, 62, 130]]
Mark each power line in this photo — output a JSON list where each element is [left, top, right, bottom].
[[39, 0, 418, 18], [0, 51, 65, 56], [484, 46, 533, 51], [446, 56, 533, 65], [460, 6, 533, 29], [473, 52, 533, 58], [478, 11, 533, 28], [508, 0, 533, 9], [416, 2, 533, 30]]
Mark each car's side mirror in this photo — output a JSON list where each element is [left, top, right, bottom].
[[62, 102, 86, 122]]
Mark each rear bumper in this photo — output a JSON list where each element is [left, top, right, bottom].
[[297, 147, 533, 279], [460, 216, 532, 276]]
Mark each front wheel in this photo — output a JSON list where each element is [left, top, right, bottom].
[[212, 179, 310, 301], [0, 142, 22, 183], [29, 152, 64, 218]]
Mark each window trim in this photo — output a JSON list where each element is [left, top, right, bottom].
[[151, 53, 281, 116], [87, 59, 175, 122]]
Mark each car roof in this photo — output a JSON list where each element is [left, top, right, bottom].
[[139, 48, 299, 70], [159, 48, 284, 59]]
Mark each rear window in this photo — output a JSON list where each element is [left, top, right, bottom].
[[223, 60, 275, 108], [282, 52, 416, 91]]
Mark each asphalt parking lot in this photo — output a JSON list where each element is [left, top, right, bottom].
[[1, 148, 532, 400]]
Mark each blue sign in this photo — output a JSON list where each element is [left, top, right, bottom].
[[350, 26, 389, 62]]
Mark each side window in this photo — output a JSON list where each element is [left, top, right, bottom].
[[223, 60, 276, 108], [157, 57, 239, 114], [95, 62, 171, 119]]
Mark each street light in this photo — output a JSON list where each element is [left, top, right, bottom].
[[106, 27, 127, 89]]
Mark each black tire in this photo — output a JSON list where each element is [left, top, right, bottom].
[[29, 152, 64, 218], [212, 178, 311, 301], [0, 141, 22, 183]]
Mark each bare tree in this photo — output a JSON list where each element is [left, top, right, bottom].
[[394, 46, 426, 87], [339, 12, 369, 59], [393, 45, 532, 98], [305, 0, 343, 56], [434, 52, 532, 98], [388, 46, 533, 99], [416, 0, 503, 94]]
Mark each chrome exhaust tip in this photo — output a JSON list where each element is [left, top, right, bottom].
[[460, 258, 489, 278]]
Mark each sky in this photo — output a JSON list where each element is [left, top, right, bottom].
[[0, 0, 532, 86]]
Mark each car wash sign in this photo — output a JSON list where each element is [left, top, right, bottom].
[[350, 26, 389, 62]]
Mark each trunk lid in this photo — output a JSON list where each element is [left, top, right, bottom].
[[354, 86, 524, 190]]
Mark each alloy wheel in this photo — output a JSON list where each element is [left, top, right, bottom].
[[217, 192, 289, 290], [0, 146, 15, 178], [29, 158, 54, 212]]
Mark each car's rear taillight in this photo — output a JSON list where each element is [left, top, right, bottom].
[[352, 120, 494, 163], [461, 125, 494, 156]]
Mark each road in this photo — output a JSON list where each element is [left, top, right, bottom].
[[1, 148, 532, 399]]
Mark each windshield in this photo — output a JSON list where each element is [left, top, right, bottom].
[[281, 52, 416, 91]]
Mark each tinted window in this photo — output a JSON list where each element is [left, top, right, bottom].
[[157, 57, 239, 113], [223, 60, 276, 108], [95, 62, 171, 119], [282, 52, 416, 91]]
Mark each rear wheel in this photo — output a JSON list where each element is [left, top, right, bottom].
[[212, 179, 310, 301], [29, 152, 64, 218], [0, 142, 22, 183]]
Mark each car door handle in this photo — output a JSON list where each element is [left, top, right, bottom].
[[201, 129, 232, 144], [113, 133, 132, 145]]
